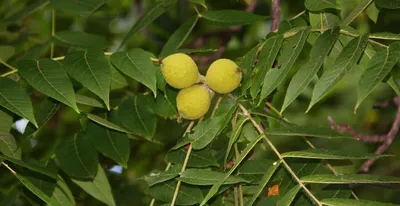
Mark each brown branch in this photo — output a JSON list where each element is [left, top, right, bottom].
[[328, 96, 400, 173], [270, 0, 281, 32]]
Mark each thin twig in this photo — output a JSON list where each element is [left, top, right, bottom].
[[0, 70, 18, 77], [289, 10, 306, 21], [329, 97, 400, 173], [0, 59, 17, 71], [211, 95, 223, 117], [234, 144, 244, 206], [230, 94, 322, 206], [270, 0, 281, 32], [2, 162, 16, 175]]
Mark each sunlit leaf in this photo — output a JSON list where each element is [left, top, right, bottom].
[[341, 0, 373, 26], [17, 59, 79, 113], [111, 49, 157, 97], [309, 35, 368, 110], [0, 78, 37, 127], [265, 125, 353, 139], [366, 2, 380, 23], [178, 169, 251, 185], [250, 35, 283, 100], [282, 149, 390, 159], [282, 27, 340, 112], [356, 42, 400, 111], [259, 27, 311, 105]]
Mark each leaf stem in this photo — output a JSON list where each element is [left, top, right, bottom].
[[234, 144, 244, 206], [264, 101, 360, 200], [1, 162, 16, 175], [230, 94, 322, 206], [0, 59, 17, 71], [0, 69, 18, 77]]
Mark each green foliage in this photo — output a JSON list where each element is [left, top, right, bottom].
[[0, 0, 400, 205]]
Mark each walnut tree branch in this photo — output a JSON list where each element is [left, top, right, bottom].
[[328, 96, 400, 173]]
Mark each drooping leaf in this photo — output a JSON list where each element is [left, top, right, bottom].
[[321, 198, 399, 206], [300, 174, 400, 184], [341, 0, 373, 26], [72, 164, 116, 206], [87, 113, 131, 134], [63, 51, 111, 109], [86, 121, 130, 168], [149, 179, 203, 205], [166, 148, 219, 168], [201, 10, 267, 27], [281, 27, 340, 112], [370, 32, 400, 41], [0, 78, 37, 127], [159, 16, 198, 58], [366, 2, 380, 23], [12, 171, 61, 206], [55, 133, 98, 179], [141, 164, 181, 187], [308, 35, 368, 110], [356, 42, 400, 111], [0, 109, 12, 132], [0, 155, 57, 179], [240, 43, 261, 95], [277, 185, 301, 206], [375, 0, 400, 9], [50, 0, 105, 14], [200, 135, 264, 206], [118, 0, 176, 49], [17, 59, 79, 113], [111, 49, 157, 97], [265, 125, 353, 139], [178, 169, 250, 185], [0, 132, 21, 160], [309, 12, 340, 30], [189, 101, 236, 149], [250, 35, 283, 100], [305, 0, 339, 11], [281, 149, 390, 159], [2, 0, 49, 23], [188, 0, 207, 9], [247, 161, 281, 205], [115, 95, 157, 140], [53, 31, 106, 49], [259, 27, 311, 104], [51, 176, 76, 206], [76, 94, 105, 108], [224, 116, 249, 166]]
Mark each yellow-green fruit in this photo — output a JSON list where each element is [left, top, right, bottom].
[[206, 59, 242, 94], [161, 53, 200, 89], [176, 85, 211, 120]]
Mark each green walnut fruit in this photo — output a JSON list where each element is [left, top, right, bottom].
[[205, 58, 242, 94], [161, 53, 200, 89], [176, 84, 211, 120]]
